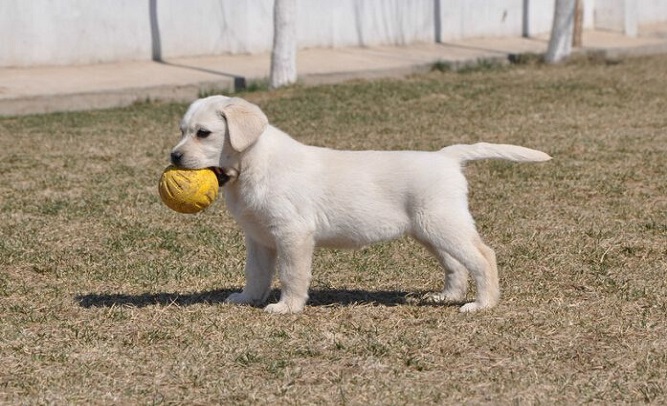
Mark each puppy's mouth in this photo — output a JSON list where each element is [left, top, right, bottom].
[[210, 167, 232, 186]]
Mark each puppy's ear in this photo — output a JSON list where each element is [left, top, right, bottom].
[[219, 98, 268, 152]]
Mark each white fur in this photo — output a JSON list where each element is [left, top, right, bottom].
[[170, 95, 551, 314]]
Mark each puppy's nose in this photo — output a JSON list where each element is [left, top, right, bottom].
[[170, 151, 183, 166]]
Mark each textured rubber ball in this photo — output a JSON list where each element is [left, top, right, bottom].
[[158, 166, 219, 214]]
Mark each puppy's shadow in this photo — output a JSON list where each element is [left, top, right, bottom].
[[309, 288, 416, 307], [76, 288, 461, 308], [75, 289, 238, 308], [309, 289, 467, 308]]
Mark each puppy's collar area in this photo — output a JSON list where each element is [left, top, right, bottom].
[[211, 167, 237, 186]]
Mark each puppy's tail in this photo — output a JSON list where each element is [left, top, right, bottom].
[[439, 142, 552, 163]]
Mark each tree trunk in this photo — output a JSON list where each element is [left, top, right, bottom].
[[269, 0, 297, 89], [545, 0, 576, 64]]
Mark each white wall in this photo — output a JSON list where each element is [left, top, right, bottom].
[[0, 0, 664, 68], [0, 0, 151, 66], [593, 0, 667, 36], [441, 0, 525, 40], [637, 0, 667, 24], [156, 0, 273, 56], [595, 0, 637, 36], [299, 0, 435, 48]]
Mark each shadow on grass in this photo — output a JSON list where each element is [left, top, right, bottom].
[[76, 289, 238, 308], [76, 289, 462, 308]]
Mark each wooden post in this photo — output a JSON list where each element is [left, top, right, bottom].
[[572, 0, 583, 47]]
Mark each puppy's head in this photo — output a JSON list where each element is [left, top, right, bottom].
[[169, 96, 268, 182]]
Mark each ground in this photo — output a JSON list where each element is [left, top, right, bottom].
[[1, 55, 666, 405]]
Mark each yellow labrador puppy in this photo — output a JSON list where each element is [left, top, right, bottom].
[[170, 96, 551, 314]]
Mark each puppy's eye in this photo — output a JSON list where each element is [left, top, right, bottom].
[[196, 129, 212, 138]]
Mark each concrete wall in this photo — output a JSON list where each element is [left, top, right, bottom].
[[637, 0, 667, 24], [0, 0, 664, 68], [593, 0, 667, 37], [1, 0, 151, 67]]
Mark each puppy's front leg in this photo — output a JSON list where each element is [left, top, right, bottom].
[[264, 234, 315, 314], [225, 237, 276, 306]]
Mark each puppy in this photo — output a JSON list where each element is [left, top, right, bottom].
[[170, 96, 551, 314]]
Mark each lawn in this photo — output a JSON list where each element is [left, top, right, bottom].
[[1, 54, 666, 405]]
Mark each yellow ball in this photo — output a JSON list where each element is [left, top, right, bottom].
[[158, 166, 219, 214]]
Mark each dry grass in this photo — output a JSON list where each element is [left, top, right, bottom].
[[1, 55, 666, 405]]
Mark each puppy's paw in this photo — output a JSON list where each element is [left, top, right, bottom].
[[422, 291, 465, 304], [264, 301, 304, 315], [225, 292, 260, 306], [459, 301, 495, 313]]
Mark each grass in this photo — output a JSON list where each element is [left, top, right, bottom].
[[1, 54, 667, 405]]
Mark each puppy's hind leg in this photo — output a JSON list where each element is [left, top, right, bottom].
[[416, 240, 469, 303], [413, 213, 499, 312], [457, 238, 499, 312], [225, 237, 276, 306], [264, 233, 315, 314]]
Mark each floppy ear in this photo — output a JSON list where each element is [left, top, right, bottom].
[[219, 97, 269, 152]]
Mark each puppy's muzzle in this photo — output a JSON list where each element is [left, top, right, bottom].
[[170, 151, 183, 166], [169, 151, 230, 186]]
